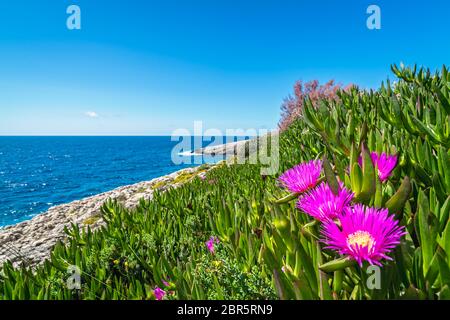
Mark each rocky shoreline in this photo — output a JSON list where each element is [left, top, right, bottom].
[[0, 133, 272, 268], [0, 164, 214, 267]]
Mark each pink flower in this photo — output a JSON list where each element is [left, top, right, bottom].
[[321, 204, 406, 267], [297, 182, 353, 221], [359, 152, 398, 182], [206, 236, 219, 254], [278, 160, 322, 193], [153, 287, 166, 300]]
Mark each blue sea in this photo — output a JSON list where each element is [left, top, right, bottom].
[[0, 136, 233, 227]]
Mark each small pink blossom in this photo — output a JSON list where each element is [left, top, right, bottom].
[[278, 160, 322, 193], [153, 287, 166, 300], [206, 236, 219, 254], [359, 152, 398, 182], [297, 182, 353, 222]]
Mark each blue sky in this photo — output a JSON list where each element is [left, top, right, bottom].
[[0, 0, 449, 135]]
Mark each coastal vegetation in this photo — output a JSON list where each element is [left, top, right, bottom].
[[1, 64, 450, 300]]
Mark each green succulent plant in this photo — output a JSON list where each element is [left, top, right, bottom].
[[1, 64, 449, 300]]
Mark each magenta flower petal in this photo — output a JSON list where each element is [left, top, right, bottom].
[[359, 152, 398, 182], [372, 152, 398, 182], [278, 160, 322, 193], [154, 287, 166, 300], [321, 204, 406, 267], [206, 236, 218, 254], [297, 182, 353, 221]]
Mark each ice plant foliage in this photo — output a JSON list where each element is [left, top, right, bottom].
[[278, 160, 322, 193], [359, 152, 398, 182], [3, 64, 448, 301], [321, 204, 405, 266], [297, 182, 354, 221]]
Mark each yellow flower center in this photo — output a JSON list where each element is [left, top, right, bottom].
[[347, 230, 374, 249]]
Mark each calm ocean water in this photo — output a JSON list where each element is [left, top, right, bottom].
[[0, 136, 229, 227]]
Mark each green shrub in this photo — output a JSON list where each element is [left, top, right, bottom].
[[191, 243, 276, 300]]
